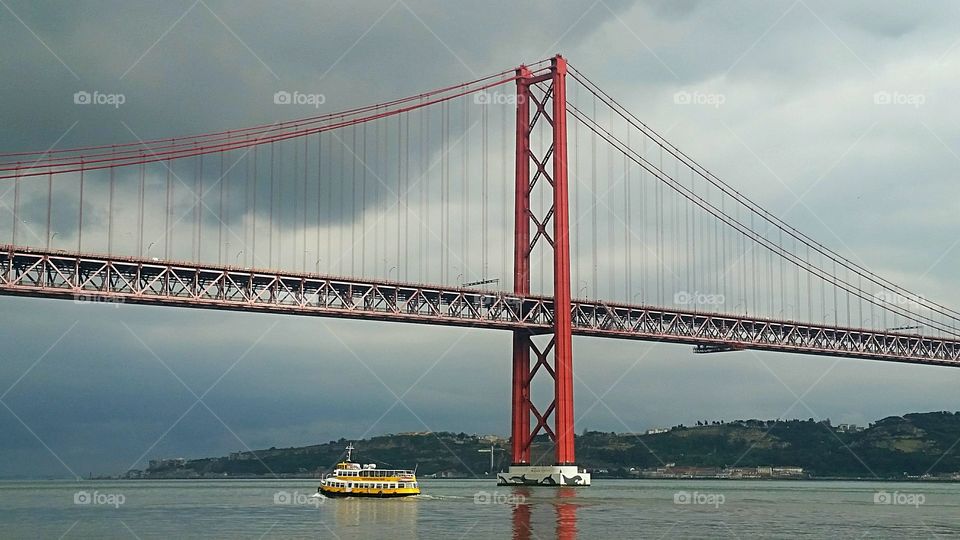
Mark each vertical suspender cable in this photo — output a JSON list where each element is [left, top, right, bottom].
[[218, 149, 224, 264], [361, 122, 368, 276], [244, 147, 250, 267], [46, 172, 52, 249], [721, 191, 727, 308], [442, 102, 448, 284], [501, 100, 507, 290], [165, 160, 172, 260], [573, 84, 580, 297], [591, 94, 598, 299], [657, 146, 663, 306], [269, 142, 275, 268], [78, 162, 84, 252], [621, 134, 627, 301], [779, 228, 785, 316], [625, 125, 631, 302], [406, 112, 412, 281], [278, 141, 285, 269], [139, 161, 146, 258], [607, 105, 615, 299], [464, 98, 469, 283], [303, 134, 308, 272], [317, 131, 324, 273], [252, 147, 258, 268], [11, 164, 19, 246], [482, 100, 488, 280], [107, 161, 114, 255], [108, 163, 115, 254], [326, 131, 333, 273], [197, 152, 203, 261], [424, 105, 430, 283], [399, 114, 404, 281], [293, 135, 300, 271], [689, 165, 695, 303], [372, 119, 378, 277], [351, 126, 357, 276]]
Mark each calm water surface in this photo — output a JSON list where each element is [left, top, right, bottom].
[[1, 479, 958, 538]]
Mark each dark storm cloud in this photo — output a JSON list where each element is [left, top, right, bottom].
[[2, 0, 960, 478]]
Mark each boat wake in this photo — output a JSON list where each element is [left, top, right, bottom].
[[413, 494, 459, 501]]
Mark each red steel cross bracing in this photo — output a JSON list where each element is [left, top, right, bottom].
[[511, 55, 576, 466]]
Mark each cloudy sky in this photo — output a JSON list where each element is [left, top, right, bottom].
[[2, 0, 960, 478]]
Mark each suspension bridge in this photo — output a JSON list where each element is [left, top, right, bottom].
[[2, 55, 959, 487]]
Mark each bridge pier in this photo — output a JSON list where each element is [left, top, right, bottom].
[[502, 55, 590, 487]]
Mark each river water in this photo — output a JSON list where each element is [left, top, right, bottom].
[[1, 478, 958, 538]]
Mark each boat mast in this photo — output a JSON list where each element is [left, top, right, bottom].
[[345, 443, 354, 462]]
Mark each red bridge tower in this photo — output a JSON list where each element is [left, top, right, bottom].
[[499, 55, 589, 487]]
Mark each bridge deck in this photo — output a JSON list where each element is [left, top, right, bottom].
[[3, 245, 959, 368]]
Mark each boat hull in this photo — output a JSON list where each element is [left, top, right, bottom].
[[320, 487, 419, 498]]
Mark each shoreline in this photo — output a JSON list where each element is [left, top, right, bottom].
[[20, 475, 956, 483]]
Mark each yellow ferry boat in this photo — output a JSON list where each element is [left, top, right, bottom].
[[318, 444, 420, 498]]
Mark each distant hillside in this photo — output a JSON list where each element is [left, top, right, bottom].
[[135, 412, 960, 480], [578, 412, 960, 478]]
